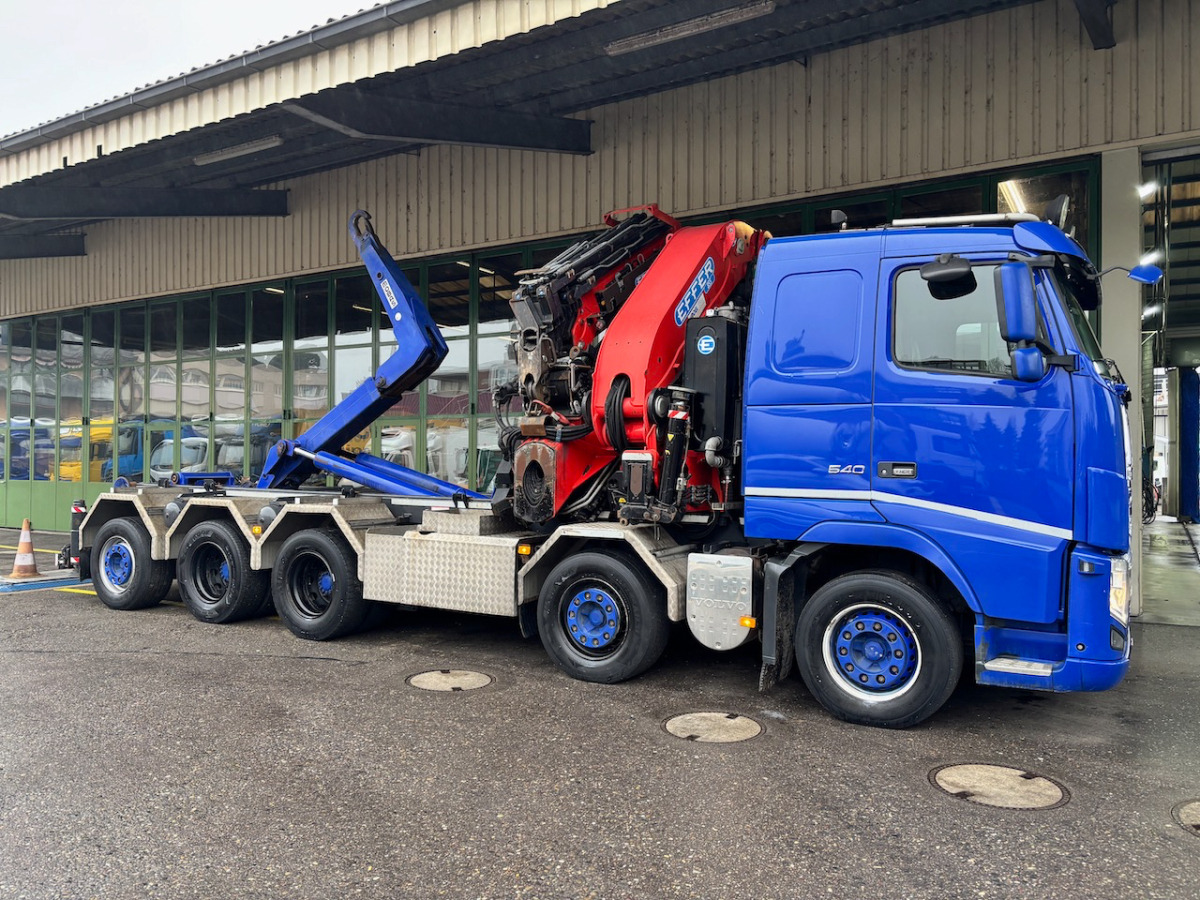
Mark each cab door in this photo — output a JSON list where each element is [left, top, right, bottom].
[[871, 255, 1074, 623]]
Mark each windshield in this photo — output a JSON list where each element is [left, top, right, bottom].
[[1048, 267, 1111, 379]]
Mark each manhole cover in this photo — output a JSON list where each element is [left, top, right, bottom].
[[1171, 800, 1200, 837], [407, 669, 493, 692], [664, 712, 762, 743], [930, 764, 1069, 810]]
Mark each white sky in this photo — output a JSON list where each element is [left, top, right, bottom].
[[0, 0, 376, 137]]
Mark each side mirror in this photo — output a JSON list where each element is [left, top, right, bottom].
[[1011, 347, 1046, 382], [1127, 264, 1164, 285], [996, 261, 1038, 343]]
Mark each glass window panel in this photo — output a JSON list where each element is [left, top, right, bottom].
[[9, 319, 32, 421], [32, 429, 55, 481], [117, 367, 146, 420], [148, 363, 177, 418], [251, 287, 286, 353], [245, 421, 282, 482], [997, 170, 1091, 253], [427, 340, 470, 417], [426, 417, 469, 487], [89, 310, 116, 420], [294, 281, 330, 350], [333, 346, 374, 406], [379, 424, 418, 469], [0, 323, 9, 427], [0, 424, 5, 483], [181, 359, 211, 425], [529, 244, 572, 269], [213, 358, 246, 422], [746, 208, 806, 238], [57, 423, 84, 483], [426, 261, 471, 335], [250, 354, 285, 418], [112, 423, 143, 481], [899, 184, 984, 219], [333, 274, 375, 347], [119, 305, 146, 363], [181, 297, 213, 358], [87, 423, 113, 484], [893, 265, 1011, 377], [478, 253, 522, 333], [149, 303, 178, 362], [60, 315, 85, 423], [292, 348, 329, 418], [378, 267, 422, 345], [475, 419, 502, 494], [216, 292, 246, 353], [477, 334, 517, 416], [34, 319, 57, 421]]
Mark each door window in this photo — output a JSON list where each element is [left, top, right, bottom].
[[892, 265, 1012, 377]]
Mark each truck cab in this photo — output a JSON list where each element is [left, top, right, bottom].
[[742, 216, 1133, 709]]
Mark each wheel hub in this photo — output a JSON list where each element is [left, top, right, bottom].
[[831, 607, 918, 693], [103, 542, 133, 587], [566, 588, 620, 650]]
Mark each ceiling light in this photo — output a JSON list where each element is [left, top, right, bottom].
[[604, 1, 775, 56], [1137, 181, 1158, 201], [997, 180, 1028, 214], [194, 135, 284, 166], [1142, 304, 1161, 320], [262, 286, 285, 295], [1140, 249, 1163, 266]]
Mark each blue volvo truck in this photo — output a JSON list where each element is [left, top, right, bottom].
[[74, 205, 1156, 727]]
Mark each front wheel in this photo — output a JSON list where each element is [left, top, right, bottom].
[[537, 551, 669, 684], [795, 571, 962, 728], [91, 517, 173, 611], [271, 528, 372, 641]]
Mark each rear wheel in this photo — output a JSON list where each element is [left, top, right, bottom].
[[177, 520, 268, 624], [91, 517, 173, 611], [795, 571, 962, 728], [271, 528, 372, 641], [537, 551, 669, 684]]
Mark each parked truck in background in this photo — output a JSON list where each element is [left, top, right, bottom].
[[73, 203, 1158, 727]]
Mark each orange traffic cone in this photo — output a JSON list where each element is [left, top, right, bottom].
[[10, 519, 40, 579]]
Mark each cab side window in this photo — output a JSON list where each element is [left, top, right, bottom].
[[893, 264, 1012, 377]]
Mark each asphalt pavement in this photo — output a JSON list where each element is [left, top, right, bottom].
[[1, 570, 1199, 900]]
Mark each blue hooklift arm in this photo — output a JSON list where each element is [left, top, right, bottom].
[[257, 210, 484, 498]]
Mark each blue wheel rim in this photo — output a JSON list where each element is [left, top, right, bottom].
[[565, 587, 622, 655], [823, 603, 920, 700], [99, 537, 135, 594]]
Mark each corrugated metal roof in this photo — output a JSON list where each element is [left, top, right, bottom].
[[0, 1, 451, 146]]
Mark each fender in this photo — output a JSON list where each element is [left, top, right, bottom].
[[797, 519, 981, 613]]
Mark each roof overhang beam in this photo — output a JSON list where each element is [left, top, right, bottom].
[[285, 91, 592, 154], [0, 234, 86, 260], [0, 187, 288, 220], [1073, 0, 1116, 50]]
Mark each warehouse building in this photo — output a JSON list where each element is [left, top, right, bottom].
[[0, 0, 1197, 612]]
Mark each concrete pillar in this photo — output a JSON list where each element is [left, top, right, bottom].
[[1100, 148, 1144, 615]]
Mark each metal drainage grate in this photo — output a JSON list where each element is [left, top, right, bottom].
[[930, 764, 1069, 810], [407, 669, 493, 692], [1171, 800, 1200, 838], [664, 712, 762, 743]]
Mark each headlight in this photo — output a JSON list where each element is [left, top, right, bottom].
[[1109, 556, 1130, 625]]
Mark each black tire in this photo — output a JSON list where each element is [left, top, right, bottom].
[[177, 520, 269, 624], [91, 517, 173, 611], [537, 550, 669, 684], [795, 570, 962, 729], [271, 528, 372, 641]]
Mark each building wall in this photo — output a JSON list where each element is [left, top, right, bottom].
[[2, 0, 1197, 317]]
